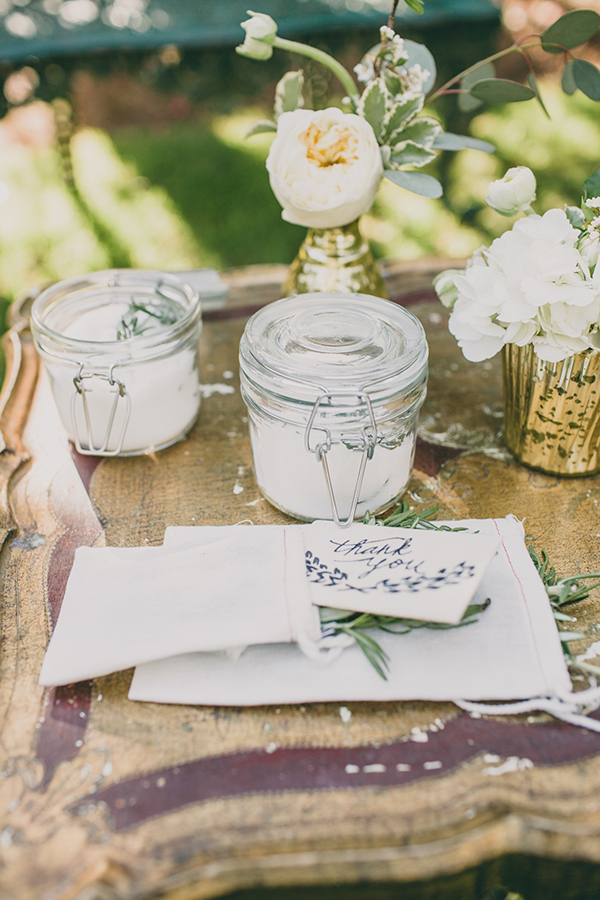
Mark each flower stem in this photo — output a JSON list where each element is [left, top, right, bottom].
[[427, 40, 542, 103], [273, 36, 360, 99]]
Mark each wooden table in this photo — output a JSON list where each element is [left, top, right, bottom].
[[2, 261, 600, 900]]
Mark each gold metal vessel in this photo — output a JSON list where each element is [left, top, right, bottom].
[[282, 218, 388, 299], [502, 342, 600, 475]]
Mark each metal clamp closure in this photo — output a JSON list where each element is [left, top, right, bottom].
[[71, 363, 131, 456], [304, 391, 377, 528]]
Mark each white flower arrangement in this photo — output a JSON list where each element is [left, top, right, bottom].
[[435, 168, 600, 363], [236, 5, 600, 230]]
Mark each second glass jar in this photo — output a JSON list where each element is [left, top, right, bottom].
[[239, 292, 428, 525]]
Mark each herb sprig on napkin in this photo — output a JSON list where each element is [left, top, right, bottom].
[[317, 501, 486, 679]]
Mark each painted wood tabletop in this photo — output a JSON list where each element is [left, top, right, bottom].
[[1, 261, 600, 900]]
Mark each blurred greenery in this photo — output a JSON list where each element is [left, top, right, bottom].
[[0, 80, 598, 309], [0, 20, 599, 343]]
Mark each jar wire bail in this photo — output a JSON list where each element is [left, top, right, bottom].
[[305, 390, 377, 528], [71, 362, 132, 456]]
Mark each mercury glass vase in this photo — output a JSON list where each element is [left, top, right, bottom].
[[282, 218, 388, 299], [502, 343, 600, 475]]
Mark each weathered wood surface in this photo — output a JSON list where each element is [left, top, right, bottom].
[[2, 261, 600, 900]]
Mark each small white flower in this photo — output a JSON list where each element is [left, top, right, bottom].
[[354, 60, 374, 84], [266, 108, 383, 229], [485, 166, 537, 217], [380, 25, 395, 41], [400, 63, 430, 94], [236, 10, 277, 60]]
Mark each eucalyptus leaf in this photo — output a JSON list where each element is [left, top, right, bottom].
[[562, 59, 578, 95], [541, 9, 600, 54], [390, 140, 437, 168], [385, 169, 443, 198], [527, 72, 550, 119], [470, 78, 536, 104], [403, 39, 436, 94], [274, 71, 304, 118], [358, 77, 388, 141], [583, 167, 600, 199], [572, 59, 600, 102], [432, 132, 494, 153], [458, 62, 495, 112], [246, 119, 277, 138]]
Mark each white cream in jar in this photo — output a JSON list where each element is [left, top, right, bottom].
[[31, 270, 202, 455], [239, 292, 428, 524]]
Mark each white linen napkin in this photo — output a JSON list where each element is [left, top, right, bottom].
[[39, 527, 321, 687], [129, 516, 572, 706], [164, 522, 502, 624]]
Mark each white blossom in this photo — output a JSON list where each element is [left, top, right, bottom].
[[485, 166, 537, 217], [236, 11, 277, 60], [266, 108, 383, 229], [435, 207, 600, 362]]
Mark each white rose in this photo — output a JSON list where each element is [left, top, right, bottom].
[[266, 108, 383, 229], [485, 166, 537, 217], [236, 11, 277, 60]]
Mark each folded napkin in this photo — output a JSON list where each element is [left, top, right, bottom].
[[164, 522, 502, 624], [129, 517, 572, 706], [39, 527, 322, 687]]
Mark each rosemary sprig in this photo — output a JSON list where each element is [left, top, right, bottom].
[[116, 292, 179, 340], [319, 599, 491, 680], [528, 545, 600, 679], [318, 500, 487, 679]]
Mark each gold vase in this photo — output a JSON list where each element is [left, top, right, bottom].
[[282, 218, 388, 299], [502, 343, 600, 476]]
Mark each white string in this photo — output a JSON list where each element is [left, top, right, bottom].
[[298, 631, 356, 666], [455, 685, 600, 732]]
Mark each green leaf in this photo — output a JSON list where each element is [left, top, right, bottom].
[[245, 119, 277, 137], [527, 72, 550, 119], [404, 0, 424, 13], [572, 58, 600, 102], [390, 140, 437, 168], [469, 78, 536, 104], [392, 116, 441, 148], [274, 71, 304, 118], [458, 61, 495, 112], [318, 606, 356, 624], [385, 169, 443, 198], [541, 9, 600, 54], [432, 132, 494, 153], [403, 39, 436, 94], [382, 94, 424, 143], [562, 59, 578, 95], [358, 77, 388, 141], [383, 69, 404, 97], [583, 166, 600, 199], [565, 205, 586, 229]]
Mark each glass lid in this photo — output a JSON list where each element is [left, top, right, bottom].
[[240, 292, 428, 401]]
